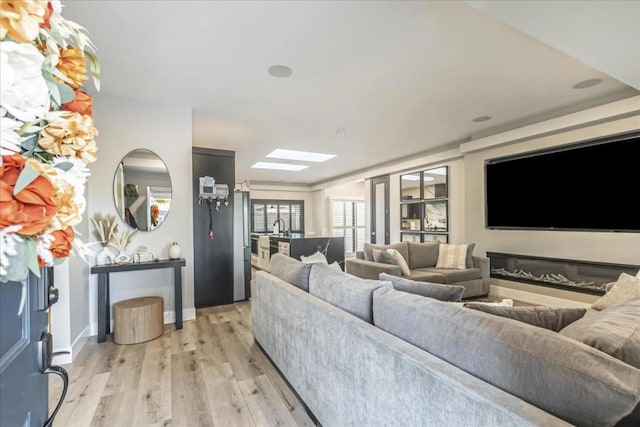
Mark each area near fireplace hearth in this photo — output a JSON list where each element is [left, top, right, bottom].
[[463, 116, 640, 308]]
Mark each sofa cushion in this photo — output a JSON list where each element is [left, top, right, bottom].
[[309, 263, 390, 323], [464, 304, 586, 332], [406, 242, 440, 269], [435, 243, 469, 270], [592, 273, 640, 311], [465, 243, 475, 268], [269, 253, 313, 291], [373, 248, 410, 276], [405, 270, 446, 283], [380, 273, 464, 301], [372, 287, 640, 427], [421, 268, 481, 284], [560, 298, 640, 369], [363, 242, 408, 264]]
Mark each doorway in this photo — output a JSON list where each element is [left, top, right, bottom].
[[370, 175, 390, 245]]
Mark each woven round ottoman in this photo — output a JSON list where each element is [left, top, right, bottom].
[[113, 296, 164, 344]]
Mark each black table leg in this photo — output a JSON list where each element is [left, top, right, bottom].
[[97, 273, 107, 343], [105, 274, 110, 335], [174, 266, 183, 329]]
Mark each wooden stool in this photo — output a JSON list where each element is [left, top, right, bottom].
[[113, 297, 164, 344]]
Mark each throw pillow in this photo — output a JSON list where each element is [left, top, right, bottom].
[[379, 273, 464, 301], [435, 243, 469, 270], [310, 263, 390, 323], [464, 304, 586, 332], [328, 262, 342, 272], [592, 273, 640, 311], [363, 242, 409, 264], [560, 298, 640, 369], [269, 253, 313, 291], [465, 243, 475, 268], [406, 241, 440, 269], [386, 249, 411, 276], [373, 249, 410, 276], [300, 251, 328, 264]]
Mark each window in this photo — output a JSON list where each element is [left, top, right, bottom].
[[251, 200, 304, 233], [332, 200, 365, 254]]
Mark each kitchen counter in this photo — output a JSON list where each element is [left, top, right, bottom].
[[251, 233, 345, 269]]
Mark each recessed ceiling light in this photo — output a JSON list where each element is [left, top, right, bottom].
[[572, 78, 602, 89], [251, 162, 308, 171], [336, 128, 346, 136], [401, 175, 421, 181], [267, 149, 336, 163], [472, 115, 492, 123], [267, 65, 292, 78]]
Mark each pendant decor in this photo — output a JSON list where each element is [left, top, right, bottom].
[[0, 0, 101, 283]]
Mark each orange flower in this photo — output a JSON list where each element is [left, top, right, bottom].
[[0, 154, 58, 235], [61, 90, 93, 117], [55, 46, 88, 89], [39, 111, 98, 164], [49, 226, 74, 259], [0, 0, 48, 43], [40, 2, 53, 29]]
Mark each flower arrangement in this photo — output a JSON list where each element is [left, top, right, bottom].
[[1, 1, 99, 282]]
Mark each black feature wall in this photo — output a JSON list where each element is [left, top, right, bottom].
[[192, 148, 235, 308]]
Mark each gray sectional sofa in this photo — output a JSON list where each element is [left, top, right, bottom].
[[252, 254, 640, 427], [345, 241, 490, 298]]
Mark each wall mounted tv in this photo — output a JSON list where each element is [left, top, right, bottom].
[[485, 132, 640, 232]]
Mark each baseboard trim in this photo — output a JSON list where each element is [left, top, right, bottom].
[[490, 285, 592, 308], [52, 325, 91, 365]]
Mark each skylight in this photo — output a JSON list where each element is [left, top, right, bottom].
[[251, 162, 308, 171], [401, 175, 421, 181], [267, 149, 336, 163]]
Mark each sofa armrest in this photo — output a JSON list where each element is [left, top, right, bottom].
[[346, 259, 401, 280], [473, 255, 490, 292]]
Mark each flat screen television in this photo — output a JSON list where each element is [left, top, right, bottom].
[[485, 132, 640, 232]]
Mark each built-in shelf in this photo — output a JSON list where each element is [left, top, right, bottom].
[[400, 166, 449, 243]]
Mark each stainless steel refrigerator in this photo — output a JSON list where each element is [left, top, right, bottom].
[[233, 191, 251, 301]]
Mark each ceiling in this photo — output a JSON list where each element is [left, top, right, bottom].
[[64, 1, 639, 185]]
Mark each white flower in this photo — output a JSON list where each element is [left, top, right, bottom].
[[36, 233, 55, 267], [0, 107, 22, 159], [52, 156, 91, 189], [0, 226, 23, 278], [0, 42, 50, 122]]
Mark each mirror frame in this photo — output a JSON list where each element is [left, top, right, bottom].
[[113, 148, 172, 232]]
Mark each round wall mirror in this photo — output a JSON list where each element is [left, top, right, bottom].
[[113, 149, 172, 231]]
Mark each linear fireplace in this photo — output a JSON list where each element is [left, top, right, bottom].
[[487, 252, 640, 295]]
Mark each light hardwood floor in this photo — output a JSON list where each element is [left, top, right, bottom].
[[49, 302, 314, 427]]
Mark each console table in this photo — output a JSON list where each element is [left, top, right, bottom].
[[91, 259, 186, 343]]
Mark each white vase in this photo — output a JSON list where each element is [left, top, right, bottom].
[[114, 251, 131, 264], [169, 242, 181, 259], [96, 247, 114, 266]]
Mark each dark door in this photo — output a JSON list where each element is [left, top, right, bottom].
[[0, 270, 49, 426], [192, 148, 236, 308], [370, 175, 390, 244]]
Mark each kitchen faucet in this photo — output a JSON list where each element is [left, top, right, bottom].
[[273, 218, 286, 235]]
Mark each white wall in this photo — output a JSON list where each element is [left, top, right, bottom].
[[86, 94, 195, 335], [465, 115, 640, 303]]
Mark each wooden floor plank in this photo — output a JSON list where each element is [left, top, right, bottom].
[[50, 303, 314, 427], [171, 350, 215, 427], [239, 375, 299, 427], [132, 331, 172, 426]]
